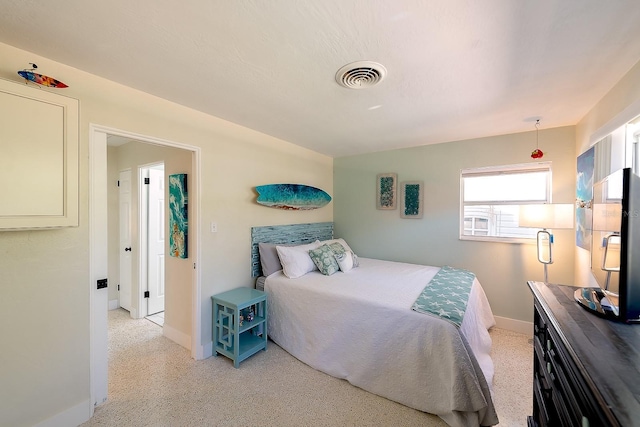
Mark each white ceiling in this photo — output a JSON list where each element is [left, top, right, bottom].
[[1, 1, 640, 157]]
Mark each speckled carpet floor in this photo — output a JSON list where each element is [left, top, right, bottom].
[[80, 309, 532, 427]]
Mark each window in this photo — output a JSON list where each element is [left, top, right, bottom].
[[464, 216, 488, 236], [460, 162, 552, 241]]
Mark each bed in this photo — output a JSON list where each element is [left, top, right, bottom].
[[251, 223, 499, 427]]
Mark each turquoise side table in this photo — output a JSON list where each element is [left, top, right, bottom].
[[212, 287, 267, 368]]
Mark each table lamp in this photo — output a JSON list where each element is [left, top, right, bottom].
[[519, 204, 574, 282], [592, 202, 622, 290]]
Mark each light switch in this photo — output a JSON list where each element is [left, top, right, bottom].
[[210, 222, 218, 233]]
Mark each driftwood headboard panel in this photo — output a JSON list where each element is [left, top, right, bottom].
[[250, 222, 334, 277]]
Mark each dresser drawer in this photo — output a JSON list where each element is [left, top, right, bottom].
[[533, 373, 551, 426], [546, 348, 583, 424]]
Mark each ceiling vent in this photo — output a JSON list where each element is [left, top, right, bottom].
[[335, 61, 387, 89]]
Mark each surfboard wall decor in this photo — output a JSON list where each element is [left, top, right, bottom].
[[256, 184, 331, 210], [18, 71, 68, 88]]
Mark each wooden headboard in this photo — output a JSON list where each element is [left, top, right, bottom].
[[250, 222, 334, 277]]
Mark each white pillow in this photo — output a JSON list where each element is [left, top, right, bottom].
[[276, 240, 321, 279], [319, 238, 353, 253], [334, 250, 354, 272]]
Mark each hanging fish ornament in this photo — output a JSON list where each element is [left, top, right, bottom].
[[18, 63, 68, 88], [530, 119, 544, 159]]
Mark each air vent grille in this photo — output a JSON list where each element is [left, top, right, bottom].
[[335, 61, 387, 89]]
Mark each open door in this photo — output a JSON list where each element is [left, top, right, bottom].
[[147, 165, 165, 315]]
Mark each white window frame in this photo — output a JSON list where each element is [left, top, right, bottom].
[[630, 125, 640, 175], [460, 162, 552, 243], [463, 216, 489, 236]]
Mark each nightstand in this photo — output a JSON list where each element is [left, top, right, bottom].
[[211, 287, 267, 368]]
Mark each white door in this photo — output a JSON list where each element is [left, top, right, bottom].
[[147, 166, 165, 315], [119, 169, 133, 312]]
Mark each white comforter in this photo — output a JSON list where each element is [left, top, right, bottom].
[[265, 257, 499, 427]]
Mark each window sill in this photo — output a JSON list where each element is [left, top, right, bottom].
[[459, 235, 536, 244]]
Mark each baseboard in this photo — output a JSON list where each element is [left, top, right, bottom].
[[200, 340, 213, 360], [108, 299, 119, 310], [494, 315, 533, 337], [163, 323, 191, 350], [33, 398, 92, 427]]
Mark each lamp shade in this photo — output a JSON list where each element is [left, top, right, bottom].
[[519, 204, 574, 229]]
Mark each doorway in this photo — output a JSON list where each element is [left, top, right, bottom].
[[115, 156, 166, 321], [89, 124, 202, 412]]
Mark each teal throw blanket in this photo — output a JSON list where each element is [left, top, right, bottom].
[[411, 266, 475, 327]]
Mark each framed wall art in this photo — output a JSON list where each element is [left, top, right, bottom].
[[169, 173, 188, 258], [576, 146, 594, 250], [400, 181, 424, 219], [376, 173, 397, 210]]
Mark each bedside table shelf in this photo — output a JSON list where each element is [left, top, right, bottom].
[[212, 287, 267, 368], [237, 315, 266, 334]]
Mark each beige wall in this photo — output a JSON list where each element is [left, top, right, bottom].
[[0, 42, 332, 426], [575, 59, 640, 286], [107, 146, 120, 305], [334, 126, 577, 324]]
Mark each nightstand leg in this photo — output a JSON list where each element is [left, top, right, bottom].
[[233, 308, 240, 368], [262, 299, 267, 351], [213, 302, 218, 357]]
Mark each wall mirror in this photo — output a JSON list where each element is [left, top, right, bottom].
[[588, 116, 640, 292]]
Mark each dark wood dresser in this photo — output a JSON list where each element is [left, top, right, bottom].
[[527, 281, 640, 427]]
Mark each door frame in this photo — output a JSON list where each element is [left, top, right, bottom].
[[89, 123, 202, 413]]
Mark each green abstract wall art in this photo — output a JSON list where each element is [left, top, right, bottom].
[[400, 181, 424, 218], [376, 173, 397, 210], [169, 173, 188, 258]]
